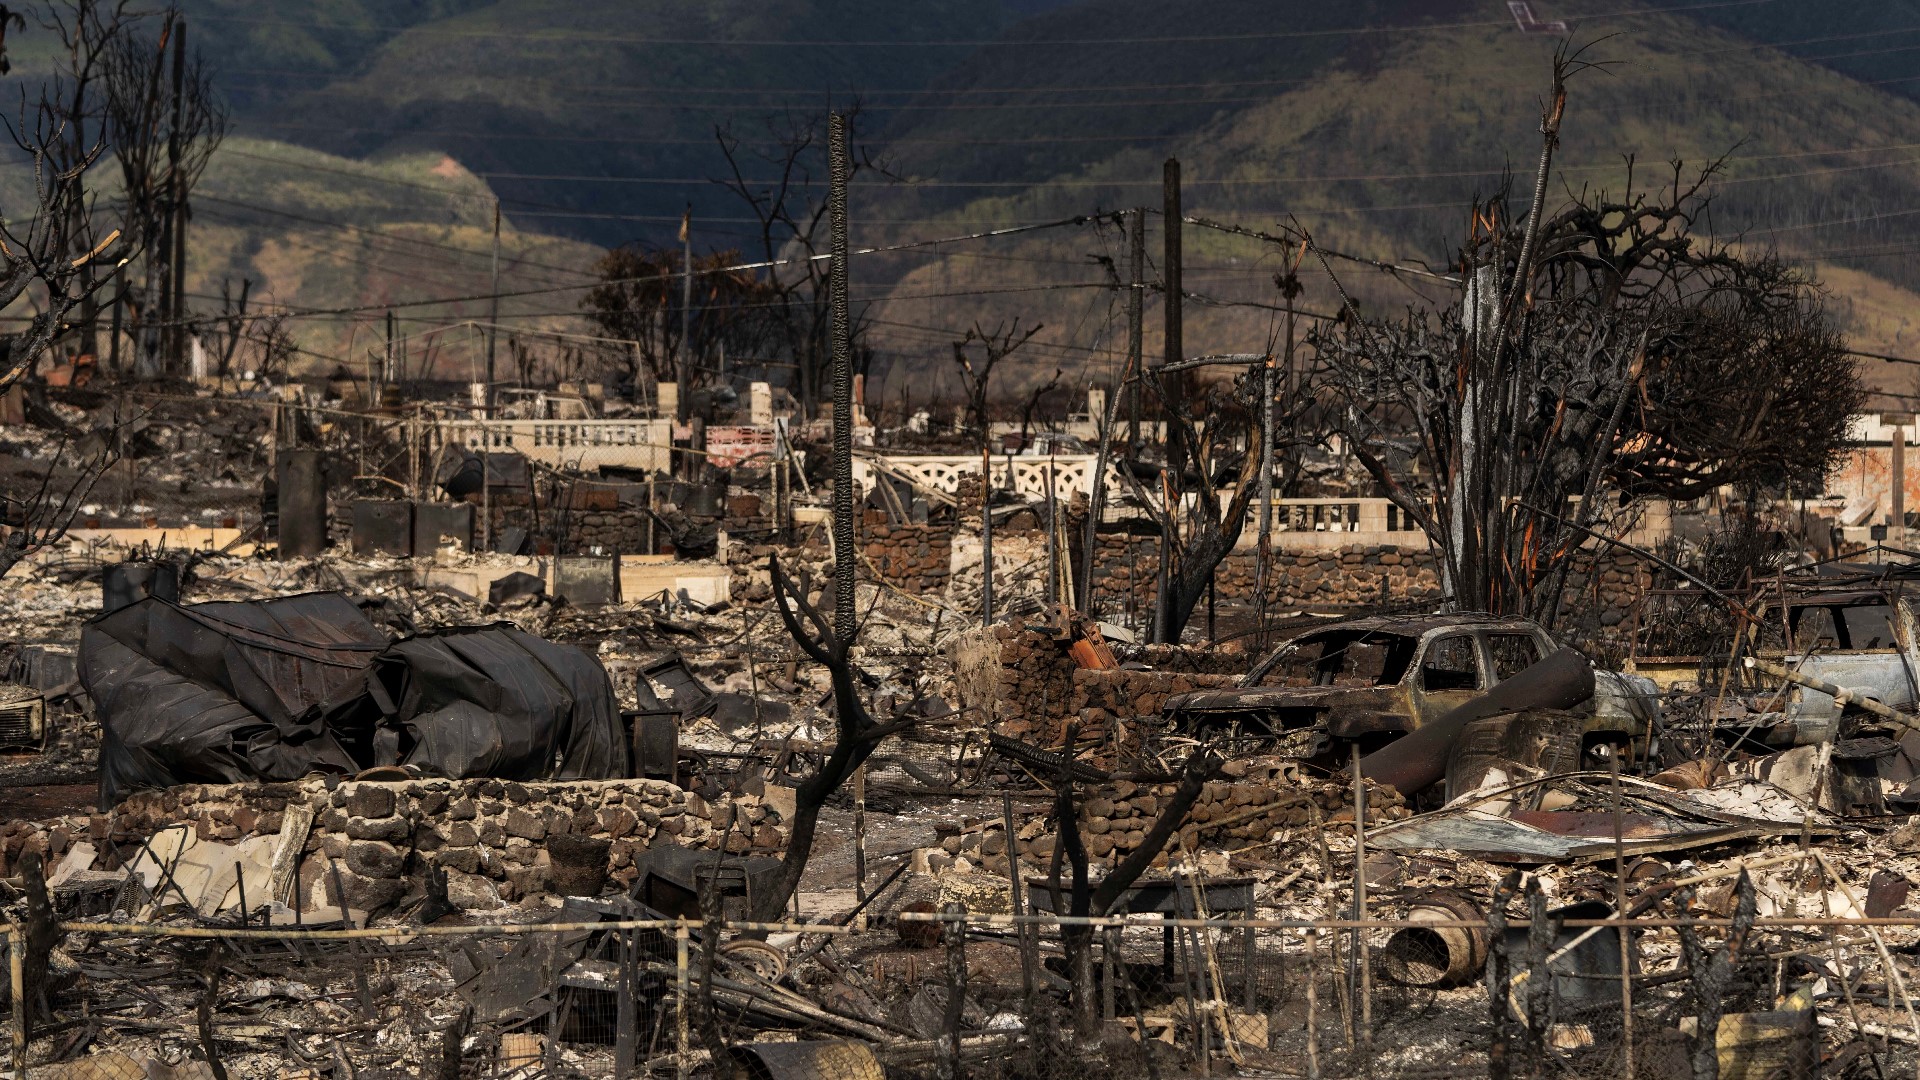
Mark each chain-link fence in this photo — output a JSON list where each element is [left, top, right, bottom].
[[0, 898, 1907, 1078]]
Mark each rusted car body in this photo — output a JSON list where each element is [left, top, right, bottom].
[[1163, 613, 1660, 764], [1627, 584, 1920, 748]]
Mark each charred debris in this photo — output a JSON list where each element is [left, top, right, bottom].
[[0, 83, 1912, 1080]]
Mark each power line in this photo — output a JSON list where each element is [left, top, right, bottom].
[[425, 135, 1920, 189], [149, 214, 1116, 326], [195, 194, 600, 280], [190, 1, 1781, 49]]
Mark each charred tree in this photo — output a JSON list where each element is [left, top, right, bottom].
[[948, 318, 1043, 448], [1037, 737, 1223, 1037], [1140, 363, 1268, 642], [579, 244, 780, 397], [711, 104, 883, 417], [1309, 46, 1863, 623], [752, 556, 912, 921]]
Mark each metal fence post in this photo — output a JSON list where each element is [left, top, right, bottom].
[[1102, 922, 1117, 1022], [943, 902, 967, 1080], [8, 924, 22, 1079], [675, 923, 691, 1080], [1305, 929, 1320, 1080]]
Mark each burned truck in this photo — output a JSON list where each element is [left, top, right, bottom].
[[1162, 613, 1660, 775]]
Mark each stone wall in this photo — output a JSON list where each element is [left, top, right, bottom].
[[959, 620, 1248, 738], [9, 776, 783, 911], [860, 522, 954, 593], [1086, 535, 1445, 610], [567, 509, 653, 553], [1067, 668, 1239, 745], [794, 519, 956, 595], [928, 763, 1409, 876]]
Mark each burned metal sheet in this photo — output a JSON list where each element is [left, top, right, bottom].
[[86, 593, 631, 803], [1369, 801, 1815, 865], [349, 624, 631, 781]]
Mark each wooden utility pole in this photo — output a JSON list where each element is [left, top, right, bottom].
[[1895, 422, 1907, 545], [1126, 208, 1145, 454], [1162, 158, 1184, 442], [828, 115, 855, 641], [166, 17, 187, 374], [1155, 162, 1183, 643], [108, 267, 124, 373], [485, 200, 500, 413], [681, 206, 694, 412], [1079, 209, 1144, 615]]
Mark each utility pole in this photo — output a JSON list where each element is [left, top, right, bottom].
[[1155, 161, 1183, 643], [108, 267, 124, 374], [1162, 158, 1184, 449], [166, 17, 187, 375], [681, 205, 694, 405], [676, 207, 692, 424], [1080, 208, 1144, 617], [485, 199, 499, 413], [828, 115, 856, 641], [1126, 207, 1145, 454], [1254, 271, 1294, 646]]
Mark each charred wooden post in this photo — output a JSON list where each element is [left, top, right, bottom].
[[1521, 884, 1553, 1080], [828, 111, 855, 641], [1678, 874, 1758, 1080], [943, 901, 968, 1080]]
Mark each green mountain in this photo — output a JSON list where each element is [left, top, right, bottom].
[[182, 0, 1037, 246], [848, 0, 1920, 399], [16, 0, 1920, 397]]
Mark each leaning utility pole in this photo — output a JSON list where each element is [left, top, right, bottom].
[[1253, 273, 1294, 643], [828, 115, 856, 640], [681, 205, 694, 400], [1080, 208, 1146, 617]]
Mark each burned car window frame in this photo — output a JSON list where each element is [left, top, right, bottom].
[[1419, 633, 1484, 693]]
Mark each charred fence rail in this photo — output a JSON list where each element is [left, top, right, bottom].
[[0, 909, 1911, 1078]]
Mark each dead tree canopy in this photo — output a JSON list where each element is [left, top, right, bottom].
[[1310, 49, 1863, 622], [580, 245, 779, 396], [947, 318, 1042, 446], [711, 104, 882, 416], [0, 95, 123, 393], [1143, 362, 1268, 642]]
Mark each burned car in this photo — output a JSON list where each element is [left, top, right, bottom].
[[1627, 580, 1920, 749], [1162, 613, 1660, 767]]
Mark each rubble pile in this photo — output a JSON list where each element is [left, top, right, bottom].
[[930, 768, 1411, 876], [7, 386, 1920, 1078]]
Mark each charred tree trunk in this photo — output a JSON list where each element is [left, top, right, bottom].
[[1053, 746, 1222, 1037], [751, 556, 911, 922]]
